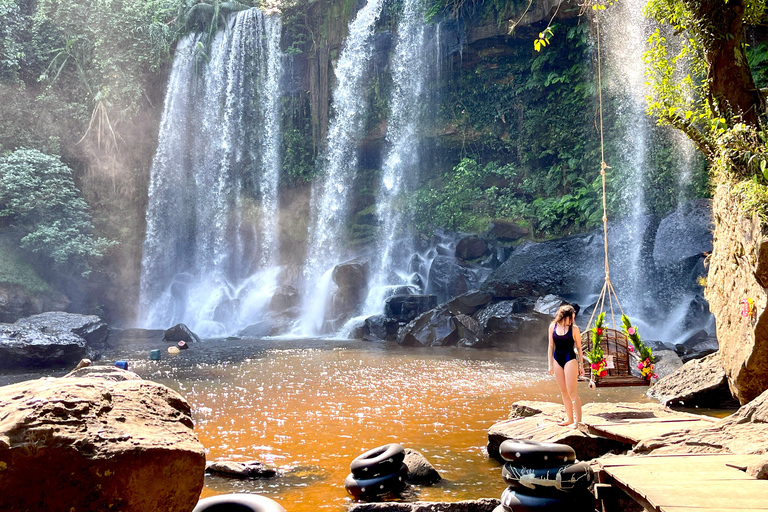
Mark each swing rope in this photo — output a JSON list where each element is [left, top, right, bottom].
[[585, 8, 626, 336]]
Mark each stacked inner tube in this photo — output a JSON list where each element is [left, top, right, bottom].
[[345, 443, 408, 498], [493, 439, 595, 512]]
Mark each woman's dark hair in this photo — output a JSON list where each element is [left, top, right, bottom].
[[554, 304, 576, 324]]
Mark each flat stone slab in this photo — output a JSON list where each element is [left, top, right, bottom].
[[489, 401, 717, 461], [580, 402, 717, 445], [634, 387, 768, 456], [487, 401, 628, 461], [205, 460, 277, 478], [349, 498, 500, 512]]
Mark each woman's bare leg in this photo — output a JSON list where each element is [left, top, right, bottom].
[[564, 359, 581, 427], [553, 363, 573, 425]]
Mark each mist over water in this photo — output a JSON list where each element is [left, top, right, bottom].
[[139, 9, 283, 337]]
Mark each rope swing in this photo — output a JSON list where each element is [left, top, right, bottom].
[[581, 9, 657, 387]]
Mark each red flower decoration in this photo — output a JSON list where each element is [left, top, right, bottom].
[[596, 327, 603, 335], [599, 370, 608, 377]]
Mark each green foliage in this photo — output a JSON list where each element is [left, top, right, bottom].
[[585, 311, 605, 364], [415, 158, 517, 233], [0, 236, 49, 294], [281, 127, 316, 185], [621, 314, 655, 364], [747, 39, 768, 90], [0, 149, 114, 276]]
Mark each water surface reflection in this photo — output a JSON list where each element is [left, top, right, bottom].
[[1, 338, 655, 512]]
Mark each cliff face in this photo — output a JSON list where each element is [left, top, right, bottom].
[[705, 183, 768, 404]]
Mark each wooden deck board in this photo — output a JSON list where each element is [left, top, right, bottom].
[[598, 454, 768, 512]]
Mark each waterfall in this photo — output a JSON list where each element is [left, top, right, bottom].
[[360, 0, 436, 317], [601, 0, 651, 314], [297, 0, 387, 335], [139, 9, 283, 337]]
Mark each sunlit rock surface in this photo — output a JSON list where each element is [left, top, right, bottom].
[[487, 401, 628, 461], [705, 184, 768, 404], [349, 498, 500, 512], [0, 367, 204, 512], [647, 353, 733, 408], [635, 386, 768, 455]]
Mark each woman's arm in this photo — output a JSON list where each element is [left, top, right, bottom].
[[573, 325, 585, 376], [547, 323, 555, 375]]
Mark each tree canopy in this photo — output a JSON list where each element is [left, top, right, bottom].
[[0, 148, 113, 276]]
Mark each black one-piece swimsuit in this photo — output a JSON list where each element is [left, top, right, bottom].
[[553, 324, 576, 369]]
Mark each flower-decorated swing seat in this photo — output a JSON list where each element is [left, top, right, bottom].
[[582, 327, 649, 387]]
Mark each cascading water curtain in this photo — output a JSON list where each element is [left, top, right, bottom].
[[297, 0, 387, 336], [358, 0, 437, 320], [600, 0, 651, 315], [139, 9, 283, 337]]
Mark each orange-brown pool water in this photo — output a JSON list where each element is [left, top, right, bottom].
[[1, 338, 660, 511], [120, 339, 655, 512]]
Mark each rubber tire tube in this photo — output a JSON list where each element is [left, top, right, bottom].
[[350, 443, 406, 479], [500, 487, 574, 512], [192, 493, 285, 512], [502, 461, 594, 494], [498, 439, 576, 468], [345, 463, 409, 497]]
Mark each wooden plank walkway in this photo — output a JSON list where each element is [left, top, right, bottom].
[[597, 453, 768, 511]]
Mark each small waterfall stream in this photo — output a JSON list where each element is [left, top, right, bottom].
[[601, 0, 651, 312], [297, 0, 387, 335], [139, 9, 283, 337]]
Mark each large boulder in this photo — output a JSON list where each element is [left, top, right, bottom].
[[397, 307, 458, 347], [14, 311, 109, 349], [163, 323, 201, 344], [331, 258, 370, 320], [0, 323, 88, 369], [651, 349, 684, 380], [403, 448, 441, 484], [473, 300, 550, 351], [350, 315, 399, 341], [704, 184, 768, 404], [444, 290, 492, 316], [0, 367, 205, 511], [653, 199, 713, 266], [647, 353, 734, 408], [487, 220, 528, 241], [385, 295, 438, 323], [455, 236, 488, 261], [427, 256, 491, 303], [481, 233, 602, 299]]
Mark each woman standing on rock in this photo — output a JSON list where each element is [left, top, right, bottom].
[[548, 304, 585, 428]]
